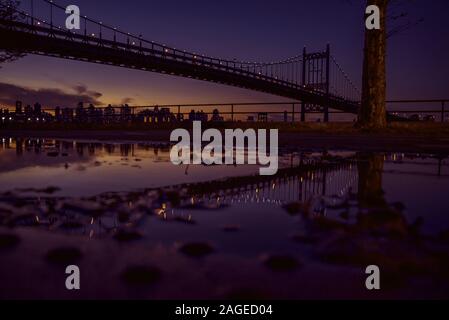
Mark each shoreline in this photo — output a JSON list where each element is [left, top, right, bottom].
[[2, 124, 449, 154]]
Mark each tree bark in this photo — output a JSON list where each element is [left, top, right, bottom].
[[358, 0, 388, 129]]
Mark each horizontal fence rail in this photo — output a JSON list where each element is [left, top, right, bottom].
[[1, 100, 448, 124]]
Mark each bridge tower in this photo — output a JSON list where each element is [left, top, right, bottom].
[[300, 44, 331, 122]]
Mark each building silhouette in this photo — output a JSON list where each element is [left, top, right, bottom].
[[1, 100, 229, 125]]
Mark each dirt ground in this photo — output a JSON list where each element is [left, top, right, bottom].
[[3, 122, 449, 153]]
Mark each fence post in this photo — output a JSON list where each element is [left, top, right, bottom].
[[292, 103, 295, 122], [301, 102, 306, 122]]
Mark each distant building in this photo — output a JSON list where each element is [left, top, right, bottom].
[[2, 100, 188, 125], [62, 107, 74, 122], [34, 103, 42, 114], [75, 102, 88, 122], [188, 109, 208, 122], [55, 106, 61, 121], [258, 112, 268, 122], [25, 104, 33, 115], [189, 109, 196, 121], [120, 104, 132, 122], [15, 101, 22, 114], [211, 109, 223, 122], [104, 104, 115, 123]]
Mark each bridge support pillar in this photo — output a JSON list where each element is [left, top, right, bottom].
[[301, 47, 307, 123], [324, 44, 330, 123]]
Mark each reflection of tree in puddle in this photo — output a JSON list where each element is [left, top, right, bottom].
[[300, 153, 449, 289], [171, 151, 448, 291], [357, 153, 386, 208]]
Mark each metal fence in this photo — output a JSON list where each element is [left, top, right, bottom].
[[1, 99, 448, 124]]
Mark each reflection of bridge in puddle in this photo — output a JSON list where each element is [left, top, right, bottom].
[[186, 152, 449, 211], [6, 149, 447, 239], [189, 161, 358, 209]]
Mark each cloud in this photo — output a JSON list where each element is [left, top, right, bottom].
[[0, 82, 103, 108], [73, 84, 102, 99], [121, 97, 134, 105]]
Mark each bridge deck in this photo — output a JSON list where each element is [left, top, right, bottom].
[[0, 19, 362, 114]]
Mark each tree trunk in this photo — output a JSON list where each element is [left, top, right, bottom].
[[358, 0, 388, 129]]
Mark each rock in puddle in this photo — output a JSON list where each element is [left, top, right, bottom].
[[291, 233, 319, 245], [0, 233, 21, 250], [45, 247, 83, 265], [222, 225, 241, 232], [113, 229, 143, 242], [121, 265, 162, 286], [179, 242, 214, 258], [263, 255, 301, 272]]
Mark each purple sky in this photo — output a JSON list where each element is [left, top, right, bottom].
[[1, 0, 448, 109]]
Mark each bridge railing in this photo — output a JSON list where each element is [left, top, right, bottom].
[[0, 2, 301, 84], [0, 0, 361, 107]]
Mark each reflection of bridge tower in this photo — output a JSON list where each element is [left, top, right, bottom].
[[297, 165, 358, 203]]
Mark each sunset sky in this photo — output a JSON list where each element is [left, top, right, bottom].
[[1, 0, 448, 109]]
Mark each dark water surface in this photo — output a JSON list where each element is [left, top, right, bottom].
[[1, 138, 448, 234], [1, 137, 449, 299]]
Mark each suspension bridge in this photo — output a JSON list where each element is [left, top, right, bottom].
[[1, 0, 366, 121]]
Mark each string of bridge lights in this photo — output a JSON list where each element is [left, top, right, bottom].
[[5, 1, 314, 68], [3, 0, 358, 97], [36, 0, 305, 67]]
